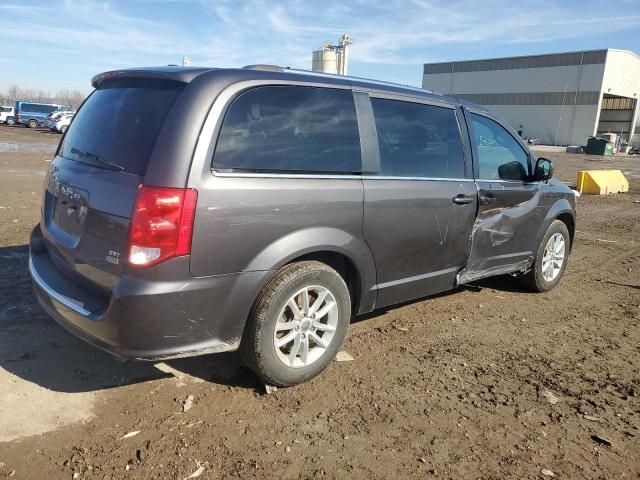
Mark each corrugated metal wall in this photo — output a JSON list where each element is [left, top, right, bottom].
[[455, 91, 600, 106], [423, 50, 607, 74]]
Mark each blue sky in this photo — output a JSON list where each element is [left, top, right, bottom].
[[1, 0, 639, 92]]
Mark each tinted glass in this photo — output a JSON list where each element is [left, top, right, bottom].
[[371, 98, 465, 178], [214, 86, 361, 174], [19, 103, 57, 114], [60, 79, 183, 175], [470, 113, 529, 181]]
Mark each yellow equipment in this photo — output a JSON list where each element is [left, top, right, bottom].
[[576, 170, 629, 195]]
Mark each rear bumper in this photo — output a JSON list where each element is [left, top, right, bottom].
[[29, 225, 271, 361]]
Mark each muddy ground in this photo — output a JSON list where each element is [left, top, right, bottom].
[[0, 125, 638, 479]]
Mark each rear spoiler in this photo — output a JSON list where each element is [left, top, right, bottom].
[[91, 67, 214, 88]]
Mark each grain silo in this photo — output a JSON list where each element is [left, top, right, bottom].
[[311, 34, 352, 75], [312, 47, 338, 75]]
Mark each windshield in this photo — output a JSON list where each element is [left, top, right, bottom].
[[60, 78, 184, 175]]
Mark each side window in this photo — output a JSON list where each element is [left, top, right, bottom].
[[470, 113, 529, 181], [213, 86, 361, 174], [370, 98, 465, 178]]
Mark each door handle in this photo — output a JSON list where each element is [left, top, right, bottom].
[[452, 194, 474, 205], [479, 192, 496, 205]]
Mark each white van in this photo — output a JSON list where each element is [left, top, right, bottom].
[[0, 106, 15, 125]]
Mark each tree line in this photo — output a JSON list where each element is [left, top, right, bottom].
[[0, 85, 87, 111]]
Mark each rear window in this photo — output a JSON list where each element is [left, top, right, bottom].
[[60, 79, 184, 175], [213, 85, 361, 174]]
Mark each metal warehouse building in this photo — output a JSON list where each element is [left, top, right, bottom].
[[422, 49, 640, 147]]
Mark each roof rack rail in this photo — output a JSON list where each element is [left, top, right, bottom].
[[287, 67, 436, 95], [241, 64, 437, 95], [242, 64, 286, 72]]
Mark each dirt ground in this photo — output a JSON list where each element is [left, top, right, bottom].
[[0, 125, 638, 479]]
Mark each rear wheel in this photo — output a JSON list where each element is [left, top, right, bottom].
[[6, 117, 15, 126], [240, 261, 351, 386], [521, 220, 570, 292], [27, 119, 38, 128]]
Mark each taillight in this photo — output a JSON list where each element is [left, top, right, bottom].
[[127, 186, 198, 268]]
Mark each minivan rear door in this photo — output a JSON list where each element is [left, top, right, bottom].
[[457, 108, 544, 284], [40, 78, 185, 292], [361, 93, 477, 308]]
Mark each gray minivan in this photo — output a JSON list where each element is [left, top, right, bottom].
[[29, 66, 576, 386]]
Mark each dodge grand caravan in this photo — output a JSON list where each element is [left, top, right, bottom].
[[30, 66, 576, 386]]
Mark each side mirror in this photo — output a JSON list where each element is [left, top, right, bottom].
[[498, 161, 528, 181], [533, 157, 554, 181]]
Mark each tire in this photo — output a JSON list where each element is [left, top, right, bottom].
[[240, 261, 351, 387], [6, 117, 15, 126], [27, 119, 38, 128], [60, 125, 67, 134], [521, 220, 570, 292]]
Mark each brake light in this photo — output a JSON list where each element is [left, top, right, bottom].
[[127, 186, 198, 268]]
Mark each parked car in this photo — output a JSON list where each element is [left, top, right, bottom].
[[0, 106, 15, 125], [44, 111, 66, 129], [43, 112, 59, 129], [14, 101, 67, 128], [45, 111, 75, 130], [29, 66, 576, 386], [52, 112, 74, 133]]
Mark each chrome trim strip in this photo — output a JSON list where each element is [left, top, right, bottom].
[[211, 171, 475, 182], [211, 171, 363, 180], [375, 267, 458, 290], [29, 257, 92, 316], [475, 179, 525, 184], [364, 176, 474, 182]]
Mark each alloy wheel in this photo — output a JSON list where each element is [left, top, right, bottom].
[[273, 285, 339, 368], [542, 233, 565, 282]]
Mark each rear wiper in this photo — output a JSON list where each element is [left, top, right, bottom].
[[70, 147, 124, 171]]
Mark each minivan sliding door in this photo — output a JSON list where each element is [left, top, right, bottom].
[[361, 94, 477, 308]]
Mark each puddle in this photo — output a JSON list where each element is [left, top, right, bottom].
[[0, 142, 57, 153]]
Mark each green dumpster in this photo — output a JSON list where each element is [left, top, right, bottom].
[[585, 137, 614, 156]]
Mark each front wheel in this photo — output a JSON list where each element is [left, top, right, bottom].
[[240, 261, 351, 386], [521, 220, 570, 292], [60, 125, 67, 134]]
